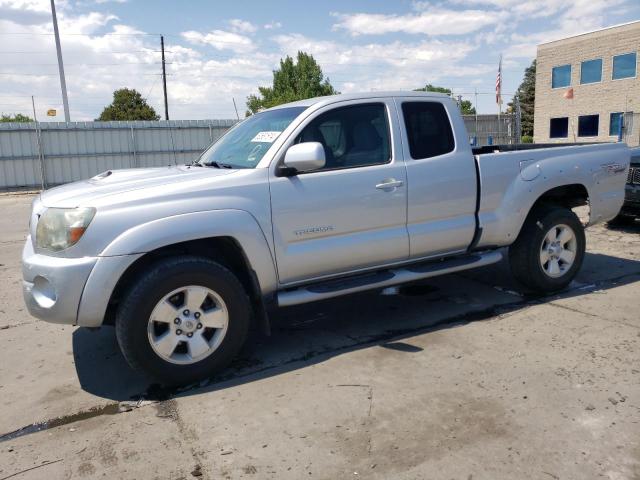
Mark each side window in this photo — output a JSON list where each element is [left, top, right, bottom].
[[401, 102, 455, 160], [295, 103, 391, 170]]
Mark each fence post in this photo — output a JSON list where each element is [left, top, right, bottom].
[[34, 122, 47, 190], [130, 126, 138, 167]]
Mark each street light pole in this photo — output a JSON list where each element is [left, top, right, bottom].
[[50, 0, 70, 122]]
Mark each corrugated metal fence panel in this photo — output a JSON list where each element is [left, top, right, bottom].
[[0, 125, 41, 188], [463, 114, 517, 146], [0, 119, 237, 189]]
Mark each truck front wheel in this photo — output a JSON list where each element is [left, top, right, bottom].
[[508, 206, 585, 293], [115, 256, 250, 386]]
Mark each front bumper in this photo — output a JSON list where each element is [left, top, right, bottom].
[[22, 237, 143, 327], [620, 184, 640, 216], [22, 237, 97, 325]]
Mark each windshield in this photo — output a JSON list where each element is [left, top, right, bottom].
[[198, 106, 308, 168]]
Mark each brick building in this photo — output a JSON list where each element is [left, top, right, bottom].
[[534, 21, 640, 146]]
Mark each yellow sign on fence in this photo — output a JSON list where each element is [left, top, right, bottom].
[[46, 109, 57, 117]]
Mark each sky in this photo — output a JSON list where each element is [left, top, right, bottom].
[[1, 0, 639, 121]]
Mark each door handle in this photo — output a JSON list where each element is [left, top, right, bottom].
[[376, 178, 404, 190]]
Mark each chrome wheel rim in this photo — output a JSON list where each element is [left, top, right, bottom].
[[147, 285, 229, 365], [539, 224, 577, 278]]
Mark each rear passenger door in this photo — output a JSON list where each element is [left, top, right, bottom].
[[396, 98, 478, 258]]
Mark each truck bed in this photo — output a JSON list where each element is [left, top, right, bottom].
[[472, 142, 602, 155]]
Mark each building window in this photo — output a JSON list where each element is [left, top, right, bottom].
[[552, 64, 571, 88], [578, 115, 599, 137], [612, 52, 637, 80], [580, 58, 602, 84], [549, 117, 569, 138]]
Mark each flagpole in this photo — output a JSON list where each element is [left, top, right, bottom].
[[497, 54, 502, 144]]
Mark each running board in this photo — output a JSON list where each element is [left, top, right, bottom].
[[277, 250, 503, 307]]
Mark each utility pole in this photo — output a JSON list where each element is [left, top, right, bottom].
[[161, 35, 169, 120], [50, 0, 70, 122]]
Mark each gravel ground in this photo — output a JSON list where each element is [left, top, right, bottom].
[[0, 195, 638, 479]]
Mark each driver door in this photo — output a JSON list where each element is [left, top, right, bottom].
[[269, 99, 409, 285]]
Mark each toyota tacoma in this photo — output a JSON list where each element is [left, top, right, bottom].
[[22, 92, 630, 385]]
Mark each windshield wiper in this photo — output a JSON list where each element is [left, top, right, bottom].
[[203, 161, 234, 169]]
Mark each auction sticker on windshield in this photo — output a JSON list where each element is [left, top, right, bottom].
[[251, 131, 281, 143]]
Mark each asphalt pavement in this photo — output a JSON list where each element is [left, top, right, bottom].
[[0, 195, 639, 479]]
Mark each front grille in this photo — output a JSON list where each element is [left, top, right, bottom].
[[628, 167, 634, 184], [634, 167, 640, 185]]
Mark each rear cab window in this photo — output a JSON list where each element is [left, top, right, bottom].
[[401, 102, 455, 159]]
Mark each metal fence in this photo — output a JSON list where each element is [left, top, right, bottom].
[[621, 112, 640, 146], [462, 113, 518, 146], [0, 113, 523, 190], [0, 119, 237, 190]]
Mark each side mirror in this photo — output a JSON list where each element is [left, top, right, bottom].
[[282, 142, 326, 175]]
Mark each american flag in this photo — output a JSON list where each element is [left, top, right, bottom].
[[496, 55, 502, 106]]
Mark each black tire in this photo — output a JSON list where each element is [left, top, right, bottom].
[[508, 205, 585, 293], [115, 256, 250, 386]]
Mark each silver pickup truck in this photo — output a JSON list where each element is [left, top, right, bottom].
[[22, 91, 629, 385]]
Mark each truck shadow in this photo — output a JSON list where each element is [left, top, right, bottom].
[[72, 251, 640, 402]]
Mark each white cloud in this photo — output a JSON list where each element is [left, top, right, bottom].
[[59, 11, 118, 33], [331, 8, 507, 36], [0, 0, 51, 13], [271, 33, 485, 93], [0, 10, 266, 120], [2, 0, 636, 120], [503, 0, 627, 59], [228, 18, 257, 34], [181, 29, 255, 53]]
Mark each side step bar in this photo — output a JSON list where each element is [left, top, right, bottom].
[[277, 250, 503, 307]]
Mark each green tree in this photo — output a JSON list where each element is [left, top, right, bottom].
[[246, 52, 337, 114], [97, 88, 159, 121], [1, 113, 33, 122], [509, 60, 536, 138], [415, 84, 452, 94], [415, 84, 476, 115]]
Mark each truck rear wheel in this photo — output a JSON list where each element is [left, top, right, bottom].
[[508, 206, 585, 293], [115, 256, 250, 386]]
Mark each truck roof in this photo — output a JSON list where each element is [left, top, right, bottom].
[[267, 91, 451, 111]]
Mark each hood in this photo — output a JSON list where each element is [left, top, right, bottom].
[[40, 165, 238, 208]]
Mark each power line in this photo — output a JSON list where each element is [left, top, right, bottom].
[[0, 72, 170, 76], [0, 49, 164, 53]]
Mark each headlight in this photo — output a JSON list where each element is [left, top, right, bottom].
[[36, 207, 96, 252]]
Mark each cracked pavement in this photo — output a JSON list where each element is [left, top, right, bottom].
[[0, 196, 639, 479]]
